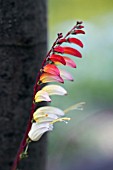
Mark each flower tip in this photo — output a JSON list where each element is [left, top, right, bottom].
[[48, 99, 51, 102], [59, 78, 64, 83], [61, 80, 64, 83], [70, 78, 74, 81], [72, 64, 77, 68]]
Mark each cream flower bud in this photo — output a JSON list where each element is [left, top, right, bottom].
[[35, 90, 51, 103], [42, 84, 67, 96]]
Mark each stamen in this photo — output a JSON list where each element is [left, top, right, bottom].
[[64, 102, 85, 114], [35, 114, 48, 122], [51, 117, 71, 124]]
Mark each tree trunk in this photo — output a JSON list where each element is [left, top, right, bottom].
[[0, 0, 47, 169]]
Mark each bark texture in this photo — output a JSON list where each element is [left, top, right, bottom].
[[0, 0, 47, 169]]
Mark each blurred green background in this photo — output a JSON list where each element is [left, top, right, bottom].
[[47, 1, 113, 170]]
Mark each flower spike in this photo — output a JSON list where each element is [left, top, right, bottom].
[[12, 21, 85, 169], [29, 21, 85, 142]]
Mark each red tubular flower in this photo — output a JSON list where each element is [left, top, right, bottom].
[[49, 54, 66, 65], [67, 37, 83, 47], [53, 46, 64, 53], [62, 56, 77, 68], [40, 73, 64, 83], [29, 21, 85, 139], [43, 64, 60, 76], [34, 22, 85, 137], [63, 47, 82, 58], [53, 46, 82, 57]]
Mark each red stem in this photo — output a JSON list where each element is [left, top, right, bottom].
[[11, 23, 79, 170]]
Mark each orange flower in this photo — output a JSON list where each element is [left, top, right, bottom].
[[40, 73, 64, 83], [43, 64, 60, 76]]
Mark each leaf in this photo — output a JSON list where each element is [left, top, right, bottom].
[[49, 54, 66, 65], [67, 38, 83, 48], [63, 47, 82, 58], [43, 64, 60, 76]]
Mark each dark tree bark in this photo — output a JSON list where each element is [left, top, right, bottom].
[[0, 0, 47, 170]]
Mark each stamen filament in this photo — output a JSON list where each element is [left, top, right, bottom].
[[64, 102, 85, 114], [51, 117, 71, 124], [35, 114, 48, 122]]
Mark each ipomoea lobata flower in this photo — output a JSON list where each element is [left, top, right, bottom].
[[41, 84, 67, 96], [34, 84, 67, 103], [28, 21, 85, 142], [28, 102, 85, 141], [59, 69, 74, 81], [39, 73, 64, 83], [35, 90, 51, 103], [61, 56, 77, 68], [28, 123, 53, 141], [10, 22, 86, 166], [33, 106, 65, 121]]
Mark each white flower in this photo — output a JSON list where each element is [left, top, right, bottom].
[[28, 102, 85, 141], [42, 84, 67, 96], [28, 123, 53, 141], [35, 90, 51, 103], [33, 106, 65, 122]]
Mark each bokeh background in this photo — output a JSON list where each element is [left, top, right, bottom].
[[47, 1, 113, 170]]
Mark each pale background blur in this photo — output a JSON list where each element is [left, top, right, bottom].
[[47, 1, 113, 170]]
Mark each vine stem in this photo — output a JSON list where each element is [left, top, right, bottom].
[[11, 23, 79, 170]]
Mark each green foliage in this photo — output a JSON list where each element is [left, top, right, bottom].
[[48, 1, 113, 168], [49, 0, 113, 26]]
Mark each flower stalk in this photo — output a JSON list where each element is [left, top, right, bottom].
[[11, 21, 85, 170]]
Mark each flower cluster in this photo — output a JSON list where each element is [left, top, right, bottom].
[[28, 21, 85, 141]]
